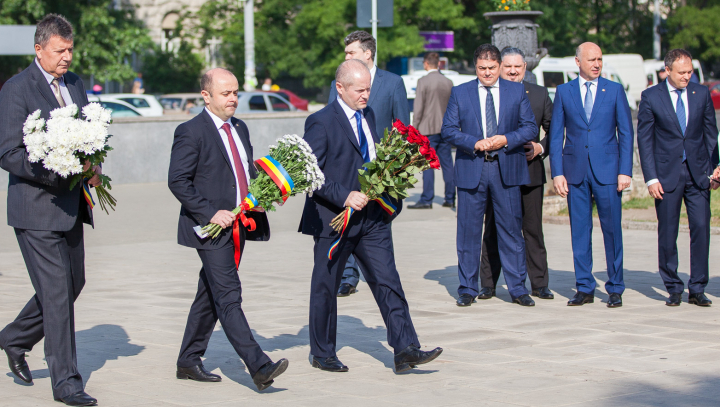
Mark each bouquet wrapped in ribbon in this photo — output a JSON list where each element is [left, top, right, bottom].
[[199, 134, 325, 238], [328, 119, 440, 259], [22, 103, 116, 214]]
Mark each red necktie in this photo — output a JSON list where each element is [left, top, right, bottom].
[[221, 122, 249, 268]]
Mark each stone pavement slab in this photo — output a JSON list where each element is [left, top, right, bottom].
[[0, 182, 719, 407]]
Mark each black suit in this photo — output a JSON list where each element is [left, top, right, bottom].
[[169, 109, 271, 377], [637, 81, 719, 294], [0, 61, 92, 399], [480, 81, 553, 290], [299, 100, 419, 357]]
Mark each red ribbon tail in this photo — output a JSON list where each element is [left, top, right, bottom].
[[239, 212, 256, 231]]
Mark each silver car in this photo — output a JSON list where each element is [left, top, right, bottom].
[[188, 92, 296, 115]]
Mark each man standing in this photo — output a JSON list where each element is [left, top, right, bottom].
[[328, 30, 410, 298], [301, 59, 442, 373], [0, 15, 99, 406], [441, 44, 538, 307], [169, 68, 288, 391], [407, 52, 456, 209], [549, 42, 634, 308], [637, 49, 719, 307], [479, 47, 554, 301]]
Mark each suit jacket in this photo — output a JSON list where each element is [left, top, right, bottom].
[[637, 81, 719, 191], [168, 109, 268, 250], [440, 78, 538, 189], [299, 100, 400, 238], [523, 81, 553, 187], [549, 77, 634, 185], [0, 62, 92, 231], [412, 70, 453, 136], [329, 67, 410, 136]]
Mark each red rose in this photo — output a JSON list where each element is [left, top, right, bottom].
[[393, 119, 408, 135], [429, 157, 441, 169], [407, 133, 423, 144]]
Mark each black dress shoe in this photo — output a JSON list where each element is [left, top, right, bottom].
[[407, 203, 432, 209], [666, 293, 682, 306], [442, 201, 455, 208], [1, 345, 32, 384], [337, 283, 357, 297], [689, 292, 712, 306], [607, 293, 622, 308], [311, 356, 348, 372], [55, 391, 97, 406], [477, 287, 496, 300], [176, 364, 221, 382], [512, 294, 535, 306], [567, 291, 594, 306], [394, 345, 443, 373], [456, 293, 476, 306], [252, 358, 289, 391], [531, 286, 554, 299]]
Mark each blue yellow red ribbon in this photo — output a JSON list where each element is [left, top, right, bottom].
[[374, 195, 397, 215], [243, 192, 259, 211], [327, 208, 354, 260], [82, 177, 95, 210], [255, 155, 295, 203]]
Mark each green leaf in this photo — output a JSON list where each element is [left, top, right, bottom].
[[408, 176, 418, 185], [388, 189, 398, 199]]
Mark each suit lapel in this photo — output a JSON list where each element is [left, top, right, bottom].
[[497, 79, 509, 127], [64, 74, 85, 107], [588, 78, 608, 125], [30, 63, 61, 110], [658, 81, 684, 136], [333, 100, 362, 157], [569, 79, 587, 126], [467, 79, 483, 133], [202, 110, 233, 171], [685, 84, 700, 137], [232, 118, 256, 177], [364, 107, 381, 143], [368, 67, 382, 106]]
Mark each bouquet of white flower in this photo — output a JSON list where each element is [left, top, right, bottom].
[[23, 103, 116, 213]]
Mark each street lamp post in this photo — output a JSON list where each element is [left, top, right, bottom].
[[653, 0, 661, 60], [371, 0, 378, 64], [242, 0, 257, 91]]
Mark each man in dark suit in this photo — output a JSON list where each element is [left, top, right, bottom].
[[328, 30, 410, 297], [480, 47, 554, 301], [637, 49, 719, 307], [300, 59, 442, 373], [408, 52, 456, 209], [441, 44, 538, 307], [549, 42, 634, 308], [168, 68, 288, 391], [0, 15, 100, 406]]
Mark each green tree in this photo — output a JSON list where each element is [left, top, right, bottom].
[[668, 5, 720, 66]]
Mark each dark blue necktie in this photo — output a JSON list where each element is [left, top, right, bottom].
[[675, 89, 687, 162], [355, 111, 370, 163], [485, 86, 498, 156], [584, 82, 593, 121]]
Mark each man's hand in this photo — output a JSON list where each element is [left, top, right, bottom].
[[344, 191, 369, 211], [524, 142, 542, 161], [711, 180, 720, 191], [648, 182, 664, 200], [617, 175, 632, 192], [87, 165, 102, 187], [713, 166, 720, 181], [474, 139, 491, 152], [486, 135, 507, 150], [553, 175, 569, 198], [209, 210, 237, 229]]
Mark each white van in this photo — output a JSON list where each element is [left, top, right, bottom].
[[402, 70, 476, 100], [603, 54, 647, 103], [644, 59, 704, 87]]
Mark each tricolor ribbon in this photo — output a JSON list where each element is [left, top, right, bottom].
[[326, 194, 397, 260], [255, 155, 294, 203], [374, 194, 397, 215], [232, 192, 259, 269], [82, 177, 95, 210]]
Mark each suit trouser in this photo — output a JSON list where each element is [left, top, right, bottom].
[[656, 162, 711, 295], [310, 212, 419, 357], [0, 217, 85, 399], [340, 224, 394, 288], [456, 160, 529, 298], [177, 238, 270, 377], [419, 134, 456, 204], [481, 184, 549, 290], [567, 164, 624, 295]]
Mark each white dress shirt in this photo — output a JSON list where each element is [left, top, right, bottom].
[[337, 97, 377, 161], [205, 108, 251, 205], [647, 81, 690, 187], [477, 80, 500, 139], [578, 76, 598, 108], [369, 63, 377, 87], [35, 58, 73, 105]]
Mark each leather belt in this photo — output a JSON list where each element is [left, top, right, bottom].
[[484, 153, 499, 162]]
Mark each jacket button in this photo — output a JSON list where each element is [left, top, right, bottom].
[[588, 129, 591, 132], [585, 146, 588, 148], [231, 185, 236, 189]]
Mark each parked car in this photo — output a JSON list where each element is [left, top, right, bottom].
[[705, 81, 720, 109], [188, 92, 297, 115], [98, 93, 163, 117], [87, 96, 142, 118], [158, 93, 206, 113], [268, 89, 309, 111]]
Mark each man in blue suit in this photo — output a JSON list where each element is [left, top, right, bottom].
[[300, 59, 441, 373], [328, 30, 410, 297], [441, 44, 538, 307], [637, 49, 719, 307], [549, 42, 634, 308]]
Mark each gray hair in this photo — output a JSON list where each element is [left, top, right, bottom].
[[335, 59, 370, 87], [501, 47, 525, 62], [344, 30, 376, 61], [200, 68, 234, 95], [34, 14, 73, 48]]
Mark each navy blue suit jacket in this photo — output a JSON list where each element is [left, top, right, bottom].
[[637, 81, 719, 191], [329, 67, 410, 135], [441, 78, 537, 188], [549, 77, 634, 185]]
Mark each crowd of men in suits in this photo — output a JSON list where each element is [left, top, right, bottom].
[[0, 14, 718, 406]]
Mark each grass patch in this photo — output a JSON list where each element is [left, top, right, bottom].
[[622, 196, 654, 209]]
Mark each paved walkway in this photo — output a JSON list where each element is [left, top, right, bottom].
[[0, 183, 719, 407]]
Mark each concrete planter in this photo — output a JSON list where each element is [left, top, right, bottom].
[[484, 11, 547, 71]]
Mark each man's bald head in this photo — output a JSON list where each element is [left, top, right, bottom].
[[335, 59, 371, 110], [201, 67, 235, 96], [574, 42, 603, 81], [575, 42, 601, 59], [200, 68, 239, 121], [336, 59, 370, 88]]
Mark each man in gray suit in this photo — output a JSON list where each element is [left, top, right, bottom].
[[407, 52, 456, 209], [0, 15, 100, 406], [328, 30, 410, 297]]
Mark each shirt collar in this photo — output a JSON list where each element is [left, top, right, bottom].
[[34, 58, 62, 85], [478, 78, 499, 89], [337, 96, 361, 120], [204, 107, 233, 129], [426, 69, 438, 73], [578, 75, 599, 88], [666, 80, 684, 93]]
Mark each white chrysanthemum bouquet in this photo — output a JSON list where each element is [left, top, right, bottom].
[[23, 103, 116, 214], [199, 134, 325, 238]]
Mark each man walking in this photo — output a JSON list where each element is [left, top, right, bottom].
[[480, 47, 554, 301], [441, 44, 538, 307], [407, 52, 456, 209], [637, 49, 719, 307], [169, 68, 288, 391], [549, 42, 634, 308], [0, 14, 99, 406]]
